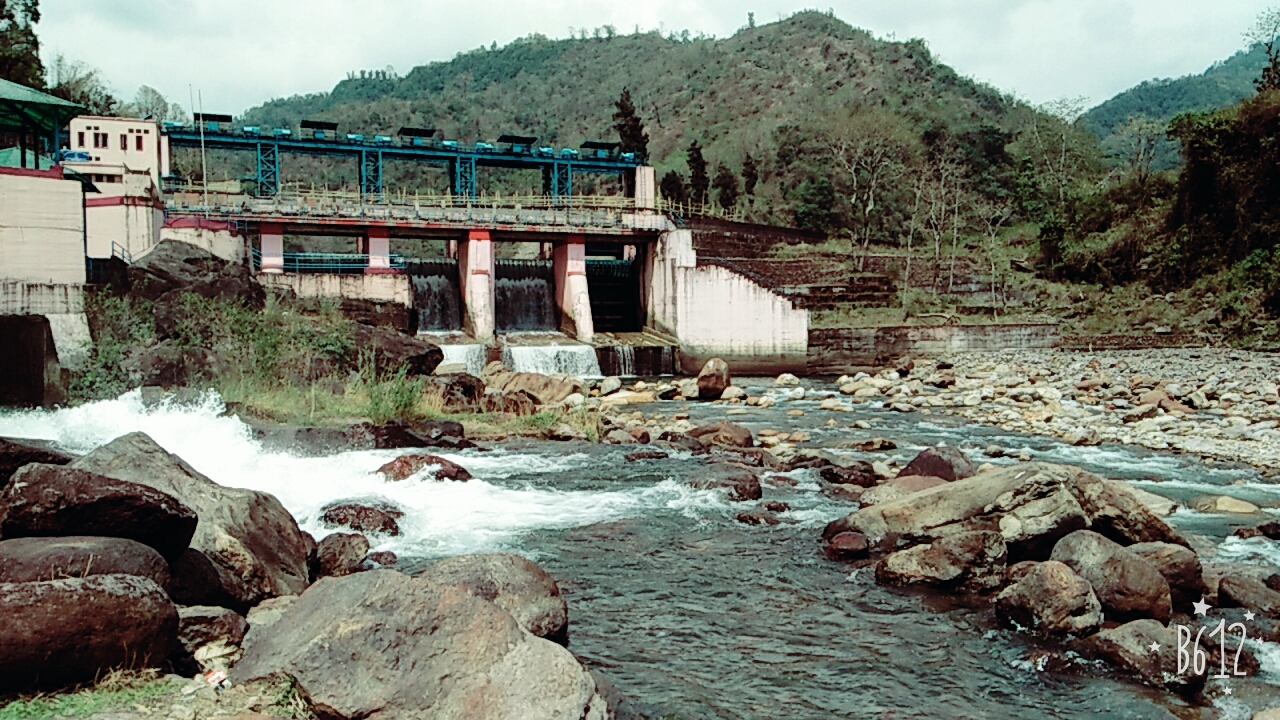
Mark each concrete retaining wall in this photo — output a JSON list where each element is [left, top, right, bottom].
[[0, 171, 86, 285], [0, 315, 67, 407], [257, 273, 412, 307], [0, 282, 91, 370], [808, 324, 1061, 374], [647, 230, 809, 374], [157, 224, 245, 264]]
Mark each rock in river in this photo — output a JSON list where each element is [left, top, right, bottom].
[[233, 570, 605, 720], [1050, 530, 1172, 623], [419, 553, 569, 645], [995, 560, 1102, 635], [875, 530, 1007, 593], [0, 536, 171, 588]]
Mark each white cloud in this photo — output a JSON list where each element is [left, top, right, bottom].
[[37, 0, 1266, 115]]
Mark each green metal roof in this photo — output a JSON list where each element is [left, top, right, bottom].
[[0, 146, 53, 168], [0, 78, 82, 135]]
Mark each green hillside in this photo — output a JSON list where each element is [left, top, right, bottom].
[[1081, 44, 1270, 169]]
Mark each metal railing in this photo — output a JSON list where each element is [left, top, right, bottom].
[[251, 248, 407, 274], [164, 184, 638, 210], [110, 241, 133, 264]]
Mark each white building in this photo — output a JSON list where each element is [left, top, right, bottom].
[[63, 116, 164, 260]]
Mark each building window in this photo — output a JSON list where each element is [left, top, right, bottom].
[[77, 132, 85, 148], [120, 134, 128, 150], [136, 135, 144, 151], [93, 132, 108, 148]]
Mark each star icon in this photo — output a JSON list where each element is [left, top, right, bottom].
[[1148, 641, 1161, 653], [1244, 610, 1256, 621], [1223, 686, 1233, 696], [1192, 598, 1212, 616]]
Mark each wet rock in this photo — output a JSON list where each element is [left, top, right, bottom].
[[312, 533, 370, 580], [627, 427, 651, 444], [696, 358, 731, 400], [598, 376, 622, 395], [1050, 530, 1172, 623], [657, 431, 708, 454], [858, 475, 948, 506], [720, 386, 746, 401], [876, 531, 1007, 592], [0, 574, 179, 692], [0, 463, 197, 560], [233, 571, 603, 720], [995, 560, 1102, 635], [365, 550, 398, 567], [818, 461, 878, 488], [320, 502, 404, 536], [1218, 575, 1280, 615], [1086, 619, 1203, 695], [897, 446, 976, 482], [419, 553, 569, 645], [821, 482, 866, 502], [70, 433, 312, 612], [0, 536, 170, 588], [735, 508, 780, 526], [761, 500, 790, 512], [1192, 495, 1261, 514], [825, 531, 870, 561], [1067, 471, 1186, 546], [625, 448, 669, 462], [1062, 428, 1101, 446], [689, 464, 762, 501], [377, 453, 472, 482], [1126, 541, 1207, 610], [689, 421, 753, 448], [602, 428, 640, 445], [0, 436, 73, 488], [177, 605, 248, 654]]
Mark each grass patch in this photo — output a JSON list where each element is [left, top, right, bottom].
[[0, 671, 172, 720]]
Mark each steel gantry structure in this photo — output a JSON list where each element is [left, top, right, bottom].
[[161, 121, 642, 201]]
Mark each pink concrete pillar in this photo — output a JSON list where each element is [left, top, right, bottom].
[[260, 222, 284, 274], [458, 229, 495, 341], [553, 234, 594, 341], [365, 226, 394, 274]]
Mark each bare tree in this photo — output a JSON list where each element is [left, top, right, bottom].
[[46, 54, 117, 115], [975, 197, 1014, 307], [122, 85, 187, 123], [1245, 7, 1280, 91], [1112, 114, 1164, 190], [1025, 96, 1090, 210]]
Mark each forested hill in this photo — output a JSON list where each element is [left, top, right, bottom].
[[1080, 44, 1270, 168], [242, 10, 1019, 170]]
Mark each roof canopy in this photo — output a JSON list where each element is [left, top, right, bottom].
[[0, 78, 82, 136]]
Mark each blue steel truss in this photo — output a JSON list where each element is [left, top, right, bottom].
[[255, 143, 279, 196], [163, 128, 640, 200], [360, 149, 383, 198]]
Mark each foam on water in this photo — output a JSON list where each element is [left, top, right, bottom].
[[436, 343, 486, 376], [502, 343, 602, 378], [1214, 536, 1280, 567], [0, 391, 727, 559]]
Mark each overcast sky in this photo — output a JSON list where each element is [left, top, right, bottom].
[[37, 0, 1267, 116]]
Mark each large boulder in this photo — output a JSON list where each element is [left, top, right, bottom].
[[1218, 575, 1280, 615], [688, 421, 753, 448], [312, 532, 370, 580], [875, 530, 1007, 593], [1086, 619, 1204, 695], [486, 371, 583, 405], [0, 436, 73, 488], [377, 453, 472, 481], [696, 358, 731, 400], [233, 571, 605, 720], [687, 463, 762, 501], [70, 433, 311, 612], [1126, 541, 1208, 610], [1050, 530, 1172, 623], [0, 536, 170, 588], [320, 502, 403, 536], [121, 342, 231, 389], [0, 574, 178, 691], [897, 446, 976, 482], [420, 553, 569, 645], [424, 373, 486, 411], [177, 605, 249, 655], [349, 324, 443, 376], [822, 462, 1181, 562], [0, 464, 197, 560], [128, 240, 253, 300], [995, 560, 1102, 635]]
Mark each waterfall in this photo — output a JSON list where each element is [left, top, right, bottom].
[[411, 272, 462, 332], [437, 344, 486, 376], [616, 344, 635, 377], [495, 260, 557, 333], [502, 344, 601, 378]]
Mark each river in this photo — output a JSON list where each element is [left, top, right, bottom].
[[2, 378, 1279, 718]]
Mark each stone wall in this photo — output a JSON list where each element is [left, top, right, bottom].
[[0, 282, 91, 370], [808, 323, 1062, 374]]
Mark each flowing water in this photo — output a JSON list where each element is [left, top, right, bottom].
[[502, 342, 603, 377], [410, 273, 463, 332], [2, 380, 1280, 718]]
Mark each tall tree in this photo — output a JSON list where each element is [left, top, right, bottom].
[[712, 163, 740, 209], [741, 153, 758, 195], [47, 55, 118, 116], [1247, 7, 1280, 92], [0, 0, 43, 88], [613, 87, 649, 157], [659, 169, 687, 204], [687, 140, 709, 205], [123, 85, 187, 123]]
